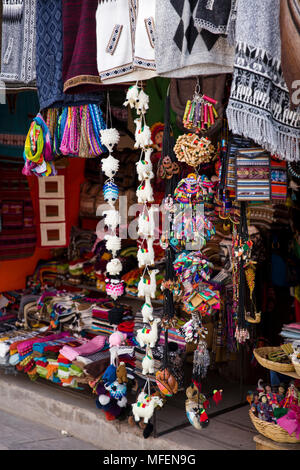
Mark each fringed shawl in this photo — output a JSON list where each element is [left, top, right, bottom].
[[226, 0, 300, 161]]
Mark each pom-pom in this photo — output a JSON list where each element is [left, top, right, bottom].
[[100, 128, 120, 153], [101, 155, 119, 179]]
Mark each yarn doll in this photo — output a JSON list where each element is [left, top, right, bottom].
[[265, 384, 279, 410], [280, 383, 299, 408], [257, 393, 273, 422], [250, 393, 260, 416]]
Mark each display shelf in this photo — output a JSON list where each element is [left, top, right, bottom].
[[62, 281, 164, 304]]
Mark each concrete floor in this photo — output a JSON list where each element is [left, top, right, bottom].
[[0, 409, 100, 450], [0, 370, 256, 450]]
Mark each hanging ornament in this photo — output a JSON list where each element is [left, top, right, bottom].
[[183, 78, 218, 133], [174, 133, 215, 167], [185, 382, 209, 430], [192, 340, 211, 380]]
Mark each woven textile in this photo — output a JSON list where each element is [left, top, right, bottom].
[[235, 148, 271, 201], [226, 0, 300, 161], [62, 0, 102, 93], [0, 0, 36, 84], [270, 157, 288, 200], [36, 0, 103, 109], [0, 164, 37, 260]]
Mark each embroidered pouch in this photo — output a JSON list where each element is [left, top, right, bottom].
[[235, 148, 271, 201], [270, 157, 287, 201]]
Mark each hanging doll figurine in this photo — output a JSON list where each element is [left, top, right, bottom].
[[185, 383, 209, 430]]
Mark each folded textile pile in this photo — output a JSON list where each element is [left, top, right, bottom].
[[0, 329, 42, 367], [0, 292, 20, 332], [280, 323, 300, 342], [89, 303, 135, 345], [28, 260, 69, 288]]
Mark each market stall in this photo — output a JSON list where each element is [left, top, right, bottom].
[[0, 0, 300, 447]]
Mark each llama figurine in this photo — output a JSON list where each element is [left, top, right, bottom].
[[136, 179, 154, 203], [134, 118, 153, 149], [132, 394, 163, 423], [138, 269, 159, 302], [141, 302, 154, 323], [138, 206, 157, 238], [136, 318, 160, 348], [142, 348, 155, 375], [136, 149, 153, 181], [137, 238, 155, 268]]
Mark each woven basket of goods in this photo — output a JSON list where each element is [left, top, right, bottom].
[[253, 345, 295, 373], [249, 410, 300, 443]]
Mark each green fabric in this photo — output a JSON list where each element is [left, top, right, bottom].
[[273, 407, 288, 419], [0, 91, 39, 159]]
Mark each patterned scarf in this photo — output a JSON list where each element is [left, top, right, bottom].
[[226, 0, 300, 162]]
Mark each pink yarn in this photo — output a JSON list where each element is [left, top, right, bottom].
[[17, 332, 70, 355], [60, 335, 106, 361]]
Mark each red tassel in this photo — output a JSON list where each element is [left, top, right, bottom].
[[212, 389, 223, 406]]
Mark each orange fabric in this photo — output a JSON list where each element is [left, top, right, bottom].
[[0, 159, 85, 291]]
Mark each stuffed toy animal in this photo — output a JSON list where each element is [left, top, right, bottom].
[[137, 269, 159, 301], [185, 400, 209, 430], [105, 279, 124, 300], [102, 364, 117, 385], [103, 209, 120, 231], [104, 234, 121, 257], [135, 89, 149, 115], [137, 206, 157, 238], [137, 238, 155, 268], [141, 302, 154, 323], [185, 383, 209, 429], [132, 394, 163, 423], [116, 361, 128, 384], [100, 128, 120, 153], [136, 148, 153, 181], [105, 379, 127, 408], [123, 84, 140, 108], [155, 369, 178, 396], [134, 118, 153, 149], [106, 257, 123, 276], [96, 390, 122, 421], [109, 331, 127, 348], [142, 350, 155, 375], [136, 178, 154, 203], [136, 318, 160, 348], [101, 155, 119, 179]]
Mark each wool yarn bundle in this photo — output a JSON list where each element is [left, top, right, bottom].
[[46, 104, 107, 159], [23, 113, 56, 177]]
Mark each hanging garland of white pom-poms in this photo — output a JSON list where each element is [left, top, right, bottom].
[[100, 93, 124, 301], [124, 82, 160, 380]]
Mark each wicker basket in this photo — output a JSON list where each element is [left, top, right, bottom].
[[291, 360, 300, 377], [253, 346, 295, 373], [249, 410, 300, 443]]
